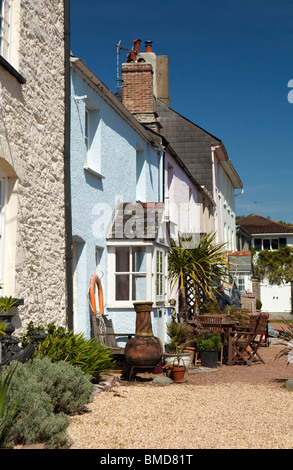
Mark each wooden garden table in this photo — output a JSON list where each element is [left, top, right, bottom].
[[221, 320, 239, 365], [185, 318, 239, 366]]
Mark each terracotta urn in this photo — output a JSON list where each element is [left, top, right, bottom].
[[125, 302, 162, 367]]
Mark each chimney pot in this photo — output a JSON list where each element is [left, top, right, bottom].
[[132, 38, 141, 53], [145, 40, 153, 52]]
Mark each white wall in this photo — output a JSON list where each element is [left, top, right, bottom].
[[0, 0, 67, 329]]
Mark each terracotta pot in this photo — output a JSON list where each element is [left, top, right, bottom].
[[125, 302, 162, 367], [170, 365, 186, 383]]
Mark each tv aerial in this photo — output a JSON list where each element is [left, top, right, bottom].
[[116, 40, 129, 90]]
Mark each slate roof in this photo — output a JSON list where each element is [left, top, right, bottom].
[[154, 98, 221, 194], [108, 202, 165, 240], [236, 214, 293, 235], [116, 86, 242, 195]]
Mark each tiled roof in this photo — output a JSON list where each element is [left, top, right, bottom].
[[108, 202, 164, 240], [228, 251, 252, 256], [236, 214, 293, 234]]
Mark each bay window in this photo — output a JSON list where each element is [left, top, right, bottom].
[[108, 242, 167, 307], [115, 246, 147, 301]]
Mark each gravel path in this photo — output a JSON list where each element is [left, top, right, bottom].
[[67, 335, 293, 450]]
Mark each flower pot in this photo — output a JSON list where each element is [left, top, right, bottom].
[[170, 365, 186, 383], [200, 350, 219, 368], [184, 346, 195, 365], [163, 352, 191, 370]]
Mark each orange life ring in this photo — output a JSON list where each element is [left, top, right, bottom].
[[89, 274, 104, 316]]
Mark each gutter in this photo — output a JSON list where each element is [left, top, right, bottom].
[[145, 127, 216, 207], [70, 56, 163, 151], [212, 143, 243, 190], [250, 232, 293, 237], [64, 0, 73, 330]]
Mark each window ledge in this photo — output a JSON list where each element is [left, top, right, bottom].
[[84, 165, 105, 179], [107, 302, 150, 309], [0, 56, 26, 84]]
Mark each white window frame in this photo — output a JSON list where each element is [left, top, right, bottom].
[[254, 237, 288, 251], [107, 242, 152, 308], [155, 249, 165, 300], [83, 101, 103, 178], [0, 0, 12, 60], [236, 274, 245, 294]]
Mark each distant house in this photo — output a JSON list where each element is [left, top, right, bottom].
[[70, 56, 172, 346], [119, 39, 243, 252], [0, 0, 71, 329], [237, 214, 293, 313], [228, 223, 253, 305], [153, 102, 243, 251]]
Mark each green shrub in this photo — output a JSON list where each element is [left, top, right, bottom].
[[256, 298, 262, 310], [25, 357, 94, 414], [0, 363, 20, 447], [199, 300, 223, 315], [225, 307, 252, 327], [197, 330, 222, 351], [21, 322, 114, 381], [0, 358, 94, 448]]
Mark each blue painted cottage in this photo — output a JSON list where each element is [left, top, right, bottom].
[[70, 56, 171, 346]]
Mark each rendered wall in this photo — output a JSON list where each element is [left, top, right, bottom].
[[70, 66, 162, 338], [0, 0, 67, 330]]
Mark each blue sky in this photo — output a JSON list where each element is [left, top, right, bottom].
[[70, 0, 293, 224]]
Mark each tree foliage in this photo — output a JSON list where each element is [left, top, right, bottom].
[[168, 233, 230, 319], [253, 246, 293, 285]]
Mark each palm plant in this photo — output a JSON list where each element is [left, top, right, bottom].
[[168, 232, 230, 319], [166, 320, 192, 353], [190, 233, 230, 310]]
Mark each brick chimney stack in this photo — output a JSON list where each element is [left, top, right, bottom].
[[121, 39, 160, 132], [122, 62, 154, 115]]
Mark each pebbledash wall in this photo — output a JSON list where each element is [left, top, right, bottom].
[[70, 57, 169, 341], [0, 0, 70, 331]]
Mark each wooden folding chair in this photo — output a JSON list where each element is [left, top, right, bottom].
[[197, 315, 224, 332], [248, 314, 269, 364], [230, 314, 260, 366], [197, 315, 224, 365]]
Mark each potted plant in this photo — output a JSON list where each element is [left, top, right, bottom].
[[0, 296, 19, 313], [163, 320, 194, 369], [197, 330, 222, 368], [167, 345, 189, 383]]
